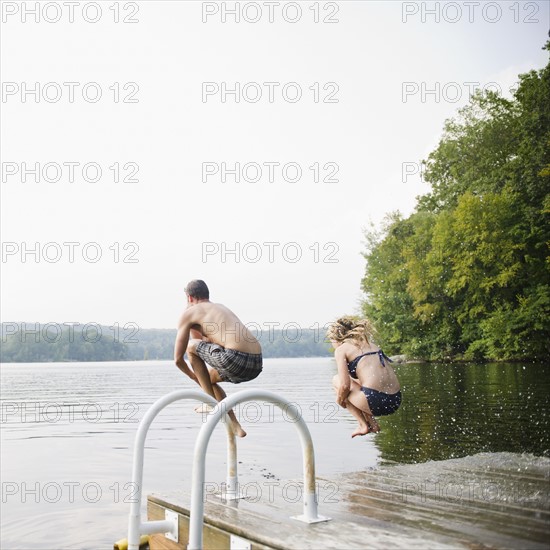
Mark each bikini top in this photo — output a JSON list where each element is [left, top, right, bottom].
[[347, 350, 392, 379]]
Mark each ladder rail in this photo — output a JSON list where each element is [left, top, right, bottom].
[[188, 389, 329, 550], [127, 389, 236, 550]]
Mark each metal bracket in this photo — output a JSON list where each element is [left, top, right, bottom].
[[291, 513, 332, 524], [230, 534, 252, 549], [218, 480, 246, 501], [220, 487, 246, 501], [165, 510, 179, 542]]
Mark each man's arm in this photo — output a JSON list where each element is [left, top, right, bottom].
[[174, 315, 198, 382]]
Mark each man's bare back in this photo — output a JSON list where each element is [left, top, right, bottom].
[[173, 280, 262, 437], [182, 301, 261, 354]]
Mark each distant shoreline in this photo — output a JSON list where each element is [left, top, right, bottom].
[[0, 356, 332, 365], [0, 324, 332, 363]]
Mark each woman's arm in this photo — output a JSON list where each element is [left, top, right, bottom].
[[334, 346, 351, 407]]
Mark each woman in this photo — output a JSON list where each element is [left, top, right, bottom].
[[327, 317, 401, 437]]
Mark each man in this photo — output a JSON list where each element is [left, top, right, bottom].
[[174, 279, 262, 437]]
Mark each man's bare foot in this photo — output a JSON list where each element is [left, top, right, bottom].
[[351, 424, 370, 438], [231, 422, 247, 438], [194, 404, 247, 437], [194, 403, 213, 414]]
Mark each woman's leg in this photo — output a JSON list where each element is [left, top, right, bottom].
[[347, 381, 381, 435], [332, 376, 379, 437]]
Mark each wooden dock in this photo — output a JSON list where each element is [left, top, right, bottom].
[[146, 453, 549, 549]]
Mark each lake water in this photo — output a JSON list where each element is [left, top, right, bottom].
[[1, 358, 548, 549]]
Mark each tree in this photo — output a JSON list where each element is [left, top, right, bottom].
[[362, 43, 550, 361]]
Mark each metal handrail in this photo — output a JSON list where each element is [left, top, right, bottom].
[[127, 389, 237, 550], [188, 389, 330, 550]]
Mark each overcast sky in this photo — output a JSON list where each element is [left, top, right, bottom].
[[1, 0, 548, 334]]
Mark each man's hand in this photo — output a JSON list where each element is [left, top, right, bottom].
[[175, 357, 198, 383]]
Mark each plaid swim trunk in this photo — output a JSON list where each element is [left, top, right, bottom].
[[195, 341, 263, 384]]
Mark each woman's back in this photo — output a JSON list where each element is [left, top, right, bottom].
[[343, 341, 400, 394]]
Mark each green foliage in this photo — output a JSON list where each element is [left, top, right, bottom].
[[362, 44, 550, 361]]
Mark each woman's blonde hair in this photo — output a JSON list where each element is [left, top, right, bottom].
[[326, 316, 375, 344]]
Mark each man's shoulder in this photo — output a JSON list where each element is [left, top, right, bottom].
[[181, 301, 229, 320], [202, 301, 234, 316], [178, 303, 208, 324]]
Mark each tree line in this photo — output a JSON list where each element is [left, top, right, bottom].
[[0, 324, 331, 363], [361, 42, 549, 361]]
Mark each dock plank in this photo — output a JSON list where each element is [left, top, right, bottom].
[[147, 453, 550, 550]]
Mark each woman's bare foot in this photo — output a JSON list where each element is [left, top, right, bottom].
[[351, 423, 370, 438], [367, 416, 381, 433]]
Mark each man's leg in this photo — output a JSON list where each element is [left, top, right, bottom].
[[208, 369, 246, 438], [187, 339, 216, 398], [187, 340, 247, 437]]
